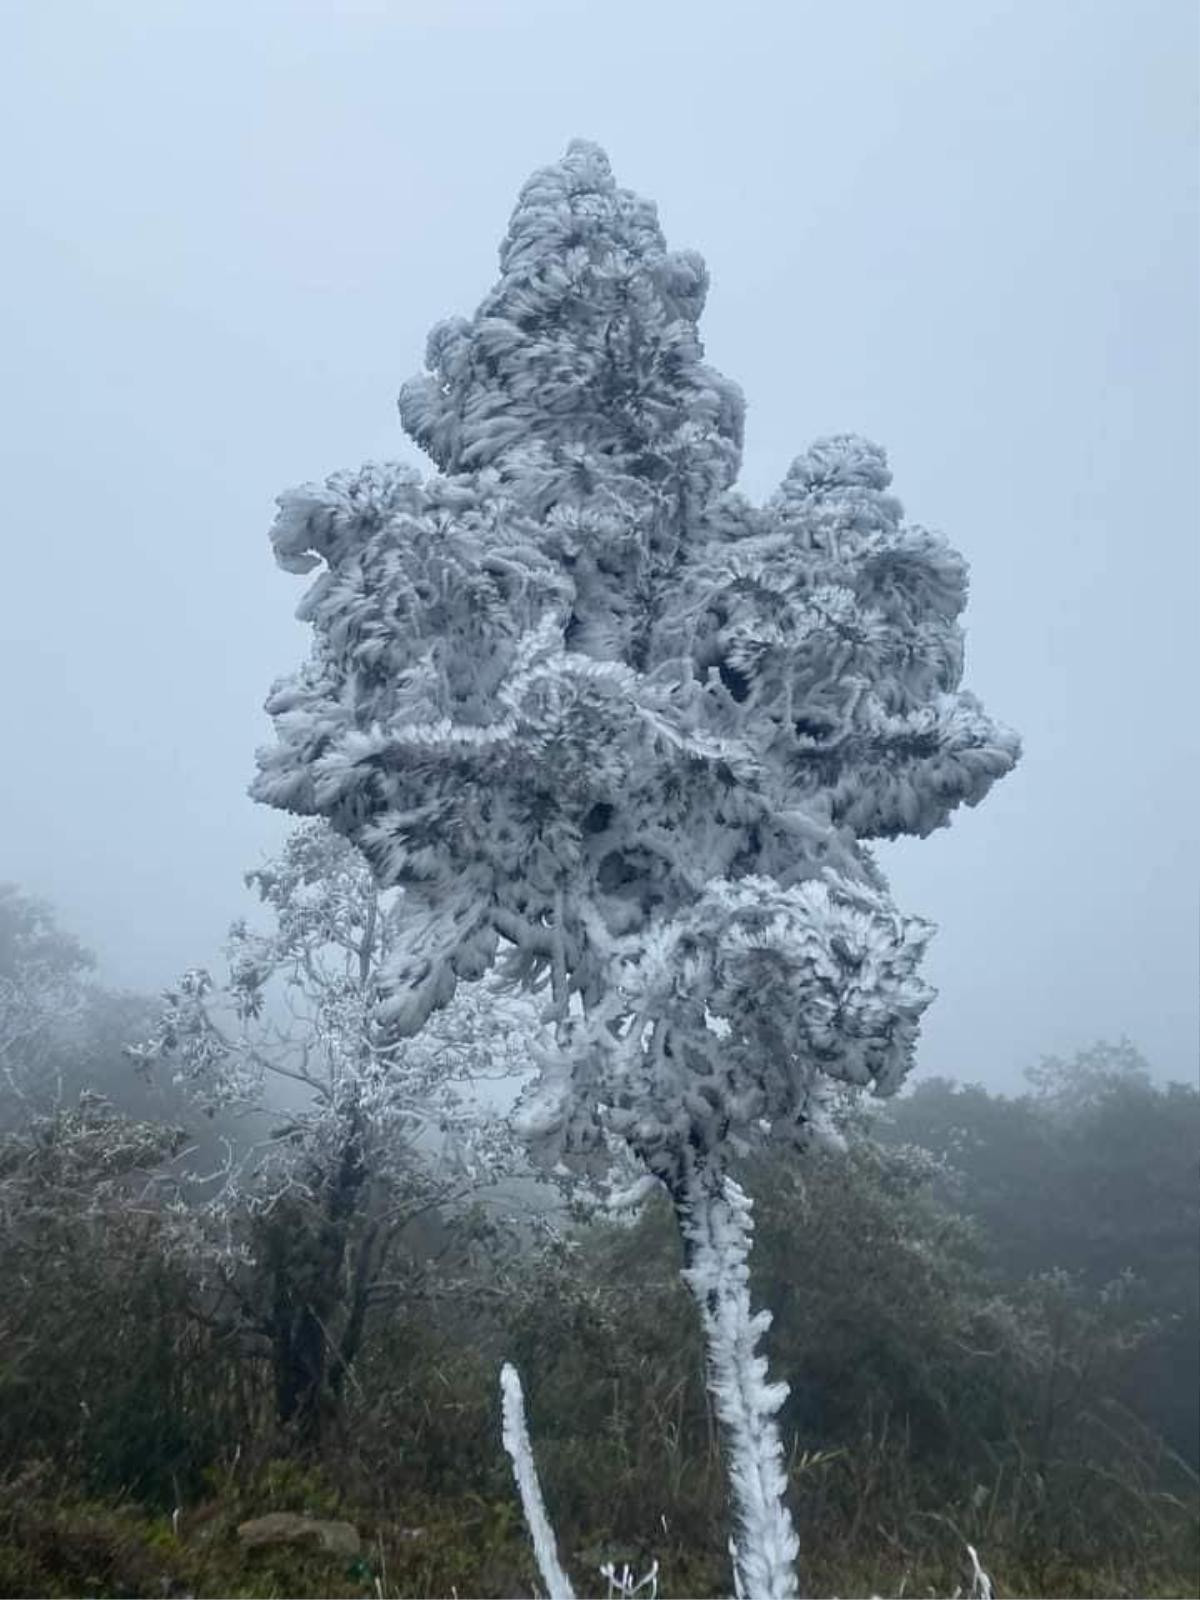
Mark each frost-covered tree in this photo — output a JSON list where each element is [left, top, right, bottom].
[[133, 820, 531, 1442], [0, 883, 95, 1119], [251, 143, 1019, 1590]]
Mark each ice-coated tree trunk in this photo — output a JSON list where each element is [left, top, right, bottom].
[[672, 1155, 800, 1600]]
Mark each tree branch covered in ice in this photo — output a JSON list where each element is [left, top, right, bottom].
[[251, 142, 1019, 1589]]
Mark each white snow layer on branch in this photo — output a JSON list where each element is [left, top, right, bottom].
[[500, 1362, 576, 1600]]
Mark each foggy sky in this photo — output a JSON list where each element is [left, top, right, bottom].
[[2, 0, 1196, 1093]]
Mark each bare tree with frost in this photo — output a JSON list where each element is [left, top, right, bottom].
[[132, 820, 530, 1441], [250, 143, 1019, 1592]]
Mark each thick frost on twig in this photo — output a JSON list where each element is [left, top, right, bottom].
[[500, 1362, 576, 1600], [600, 1557, 658, 1598], [963, 1543, 994, 1600], [678, 1165, 799, 1599]]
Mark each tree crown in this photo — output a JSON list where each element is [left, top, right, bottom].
[[252, 144, 1019, 1182]]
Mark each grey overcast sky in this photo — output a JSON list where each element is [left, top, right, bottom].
[[1, 0, 1196, 1093]]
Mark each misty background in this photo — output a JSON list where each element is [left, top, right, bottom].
[[1, 0, 1196, 1093]]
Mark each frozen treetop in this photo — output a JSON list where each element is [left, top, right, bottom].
[[253, 142, 1020, 1185], [398, 139, 744, 489]]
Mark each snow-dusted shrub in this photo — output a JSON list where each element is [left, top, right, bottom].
[[251, 142, 1019, 1594]]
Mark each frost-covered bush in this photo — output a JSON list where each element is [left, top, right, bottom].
[[252, 142, 1018, 1594]]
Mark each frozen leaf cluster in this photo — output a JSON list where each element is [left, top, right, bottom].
[[0, 1089, 187, 1230]]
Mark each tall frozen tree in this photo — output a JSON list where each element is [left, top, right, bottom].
[[252, 142, 1019, 1594]]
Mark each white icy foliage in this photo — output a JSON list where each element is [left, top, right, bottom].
[[251, 143, 1020, 1598], [131, 821, 532, 1237], [526, 873, 934, 1187]]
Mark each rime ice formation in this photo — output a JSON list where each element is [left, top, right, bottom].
[[252, 141, 1020, 1596], [500, 1363, 576, 1600]]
